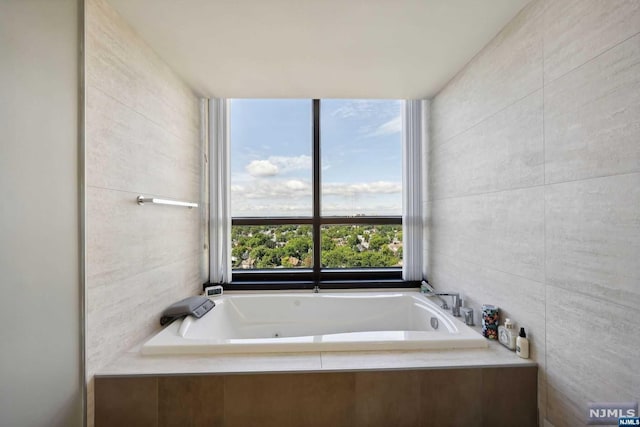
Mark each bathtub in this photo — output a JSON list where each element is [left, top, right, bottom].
[[141, 291, 487, 355]]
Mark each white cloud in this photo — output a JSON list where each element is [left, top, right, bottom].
[[331, 100, 377, 119], [269, 155, 311, 172], [365, 115, 402, 137], [244, 155, 311, 177], [246, 160, 279, 177], [329, 100, 402, 139], [331, 100, 401, 118], [284, 179, 308, 191], [231, 179, 402, 216], [323, 181, 402, 196], [234, 179, 401, 200], [233, 178, 312, 199], [321, 202, 401, 216]]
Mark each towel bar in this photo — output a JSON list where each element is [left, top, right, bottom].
[[136, 195, 198, 208]]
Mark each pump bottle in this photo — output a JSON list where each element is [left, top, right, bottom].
[[516, 327, 529, 359]]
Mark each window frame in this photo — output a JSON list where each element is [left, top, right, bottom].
[[227, 99, 415, 290]]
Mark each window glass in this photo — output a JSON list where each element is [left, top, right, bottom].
[[321, 225, 402, 268], [232, 225, 313, 269], [320, 100, 403, 216], [230, 99, 312, 217], [229, 99, 403, 277]]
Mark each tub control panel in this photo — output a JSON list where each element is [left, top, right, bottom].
[[204, 285, 224, 298]]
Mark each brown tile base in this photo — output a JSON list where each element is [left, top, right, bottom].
[[95, 366, 537, 427]]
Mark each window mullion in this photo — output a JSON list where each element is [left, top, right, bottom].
[[312, 99, 321, 284]]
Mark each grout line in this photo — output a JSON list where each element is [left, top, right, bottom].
[[429, 182, 545, 202], [544, 170, 640, 187], [429, 169, 640, 203], [78, 1, 88, 426], [155, 376, 159, 427], [545, 282, 638, 312], [87, 251, 203, 290], [90, 0, 204, 106], [430, 249, 546, 287], [430, 87, 542, 153], [86, 184, 202, 205], [87, 84, 200, 146], [541, 1, 549, 419], [543, 29, 640, 87], [429, 0, 537, 103]]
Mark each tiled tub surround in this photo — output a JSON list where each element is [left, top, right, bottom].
[[85, 0, 207, 423], [427, 0, 640, 426], [95, 344, 537, 427]]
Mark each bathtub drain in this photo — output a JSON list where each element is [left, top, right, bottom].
[[430, 317, 439, 330]]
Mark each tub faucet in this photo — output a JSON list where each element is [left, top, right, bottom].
[[420, 281, 449, 309], [420, 281, 461, 317], [435, 292, 462, 317]]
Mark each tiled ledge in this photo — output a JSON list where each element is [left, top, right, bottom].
[[96, 338, 535, 378]]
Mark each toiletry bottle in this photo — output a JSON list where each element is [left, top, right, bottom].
[[498, 318, 517, 350], [516, 327, 529, 359], [481, 305, 499, 339]]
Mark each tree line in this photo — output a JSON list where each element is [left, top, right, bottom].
[[231, 224, 403, 269]]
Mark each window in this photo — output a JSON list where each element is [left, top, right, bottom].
[[228, 99, 405, 287]]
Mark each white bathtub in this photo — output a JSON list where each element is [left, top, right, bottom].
[[141, 291, 487, 355]]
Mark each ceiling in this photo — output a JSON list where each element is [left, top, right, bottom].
[[107, 0, 531, 99]]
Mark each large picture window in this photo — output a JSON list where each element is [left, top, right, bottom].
[[228, 99, 405, 287]]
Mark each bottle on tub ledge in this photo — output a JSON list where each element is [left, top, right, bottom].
[[516, 327, 530, 359], [498, 318, 517, 351], [481, 304, 499, 340]]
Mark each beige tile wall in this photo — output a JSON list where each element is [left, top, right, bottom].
[[85, 0, 207, 423], [427, 0, 640, 425]]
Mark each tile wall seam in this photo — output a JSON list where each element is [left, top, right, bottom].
[[154, 376, 159, 427], [430, 87, 542, 153], [542, 0, 549, 421], [543, 29, 640, 88], [86, 184, 201, 202], [430, 0, 540, 108], [87, 84, 200, 145], [545, 282, 638, 312], [222, 375, 227, 427], [544, 170, 640, 189], [86, 250, 204, 289], [430, 249, 546, 286], [429, 182, 545, 202], [88, 0, 202, 108]]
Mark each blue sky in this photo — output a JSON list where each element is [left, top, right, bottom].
[[230, 99, 402, 217]]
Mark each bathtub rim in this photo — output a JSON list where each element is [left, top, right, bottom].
[[141, 289, 488, 356]]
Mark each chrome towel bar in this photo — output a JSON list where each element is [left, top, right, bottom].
[[136, 195, 198, 208]]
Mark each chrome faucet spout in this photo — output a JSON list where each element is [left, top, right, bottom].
[[421, 282, 462, 317], [434, 292, 462, 317], [420, 281, 449, 310]]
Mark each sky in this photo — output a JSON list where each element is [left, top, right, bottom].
[[230, 99, 403, 217]]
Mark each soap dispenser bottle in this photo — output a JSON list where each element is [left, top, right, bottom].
[[498, 318, 517, 350], [516, 327, 530, 359]]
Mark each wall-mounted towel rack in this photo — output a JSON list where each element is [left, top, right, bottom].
[[137, 195, 198, 209]]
